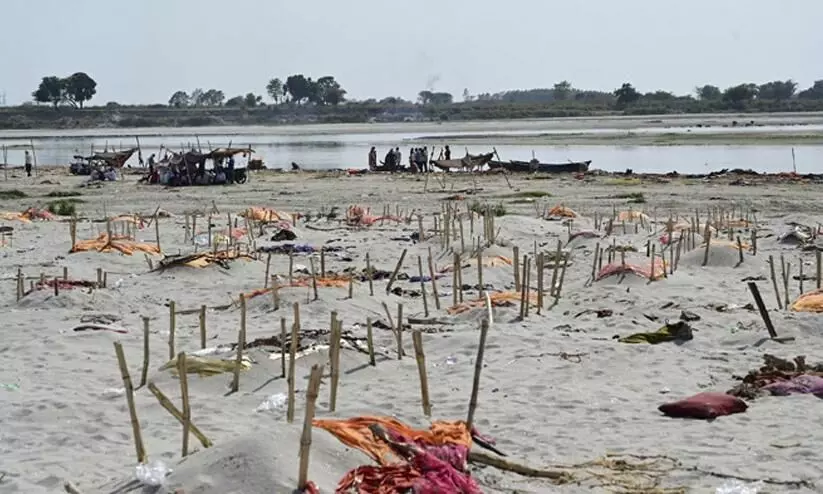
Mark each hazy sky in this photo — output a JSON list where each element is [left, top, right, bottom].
[[2, 0, 822, 105]]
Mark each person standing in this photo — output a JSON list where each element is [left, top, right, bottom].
[[444, 145, 451, 160], [24, 150, 32, 177], [421, 146, 429, 173], [368, 147, 377, 170], [394, 148, 402, 170]]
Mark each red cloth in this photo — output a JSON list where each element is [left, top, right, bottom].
[[659, 392, 747, 419]]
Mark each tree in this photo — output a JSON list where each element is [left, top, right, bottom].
[[643, 91, 676, 101], [244, 93, 263, 107], [462, 88, 474, 102], [418, 90, 434, 104], [312, 76, 346, 105], [266, 78, 284, 103], [190, 88, 205, 106], [225, 95, 245, 107], [798, 80, 823, 100], [614, 83, 640, 107], [758, 80, 797, 101], [284, 74, 313, 104], [722, 83, 758, 109], [553, 80, 573, 101], [168, 90, 190, 108], [32, 76, 65, 108], [696, 85, 722, 100], [63, 72, 97, 108], [418, 90, 453, 105]]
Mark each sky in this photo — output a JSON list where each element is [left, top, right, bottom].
[[2, 0, 822, 106]]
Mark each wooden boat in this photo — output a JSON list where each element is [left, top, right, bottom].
[[431, 152, 494, 172], [487, 159, 591, 173]]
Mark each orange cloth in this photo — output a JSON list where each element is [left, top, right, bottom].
[[71, 233, 161, 256], [313, 416, 472, 466], [547, 205, 577, 218], [447, 290, 536, 315], [243, 207, 291, 223], [617, 210, 649, 222], [596, 259, 666, 281], [792, 289, 823, 313]]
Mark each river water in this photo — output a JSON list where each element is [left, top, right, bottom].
[[0, 118, 821, 174]]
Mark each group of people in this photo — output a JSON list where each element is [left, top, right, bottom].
[[368, 145, 451, 173]]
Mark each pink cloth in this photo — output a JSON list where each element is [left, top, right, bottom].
[[763, 375, 823, 396]]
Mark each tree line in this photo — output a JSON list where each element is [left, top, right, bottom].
[[27, 72, 823, 112]]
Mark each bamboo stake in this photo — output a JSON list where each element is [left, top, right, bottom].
[[309, 257, 319, 301], [769, 255, 783, 310], [548, 241, 561, 297], [799, 258, 805, 294], [783, 260, 791, 309], [366, 252, 374, 296], [385, 248, 408, 294], [427, 250, 440, 310], [396, 303, 404, 359], [817, 250, 822, 290], [231, 294, 246, 393], [272, 277, 280, 311], [702, 224, 712, 267], [452, 253, 459, 307], [524, 257, 532, 316], [736, 236, 744, 265], [280, 318, 287, 378], [197, 305, 207, 349], [536, 253, 544, 312], [287, 303, 300, 423], [320, 248, 326, 278], [366, 317, 375, 366], [591, 243, 600, 282], [513, 246, 521, 291], [329, 317, 341, 411], [412, 331, 432, 416], [556, 254, 568, 298], [477, 250, 484, 295], [168, 301, 176, 360], [177, 352, 191, 457], [519, 255, 529, 318], [113, 342, 147, 463], [264, 253, 272, 288], [154, 216, 161, 252], [751, 228, 758, 255], [418, 256, 429, 317], [466, 318, 490, 431], [297, 364, 324, 491], [140, 316, 150, 388], [288, 252, 294, 285]]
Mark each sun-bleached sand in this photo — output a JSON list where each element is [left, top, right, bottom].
[[1, 167, 822, 493]]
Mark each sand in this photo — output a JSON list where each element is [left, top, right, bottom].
[[1, 167, 822, 493]]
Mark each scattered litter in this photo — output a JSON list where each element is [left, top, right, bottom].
[[135, 460, 171, 487], [256, 393, 288, 412]]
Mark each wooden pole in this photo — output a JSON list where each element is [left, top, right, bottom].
[[199, 305, 207, 349], [736, 236, 744, 265], [556, 254, 568, 299], [329, 318, 341, 412], [783, 260, 791, 309], [280, 317, 287, 379], [168, 301, 176, 360], [513, 246, 521, 291], [231, 294, 246, 393], [288, 252, 294, 285], [177, 352, 191, 457], [466, 318, 490, 431], [817, 250, 822, 290], [297, 364, 324, 492], [747, 282, 778, 338], [411, 331, 432, 417], [366, 317, 375, 366], [264, 253, 272, 288], [477, 250, 484, 295], [418, 256, 429, 317], [385, 248, 408, 294], [519, 256, 529, 318], [113, 342, 147, 463], [366, 252, 374, 296], [396, 303, 404, 359], [769, 255, 783, 310], [309, 257, 319, 301], [154, 216, 161, 252], [427, 251, 441, 310], [452, 253, 459, 307], [536, 253, 544, 312], [320, 248, 326, 278], [140, 316, 150, 388], [147, 383, 212, 448], [287, 313, 300, 422], [548, 241, 561, 297], [702, 225, 711, 267]]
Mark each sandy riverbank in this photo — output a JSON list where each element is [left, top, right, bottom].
[[1, 169, 821, 493]]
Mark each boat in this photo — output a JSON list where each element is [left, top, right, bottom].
[[146, 147, 253, 186], [431, 152, 495, 172], [487, 159, 591, 174], [69, 148, 138, 175]]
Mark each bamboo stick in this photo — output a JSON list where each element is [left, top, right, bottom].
[[519, 256, 529, 318], [818, 250, 822, 290], [513, 246, 521, 291], [309, 258, 319, 301], [736, 236, 744, 265], [297, 364, 324, 491], [466, 318, 490, 431], [113, 342, 147, 463], [264, 253, 272, 288], [452, 253, 459, 307], [385, 248, 408, 294], [366, 317, 375, 366], [288, 252, 294, 285], [154, 216, 161, 252], [168, 301, 176, 360], [140, 316, 150, 388], [320, 248, 326, 278], [199, 305, 207, 349], [418, 256, 429, 317], [329, 318, 341, 412], [536, 253, 544, 312], [231, 294, 246, 393], [477, 250, 484, 295], [396, 303, 404, 359], [366, 252, 374, 296], [177, 352, 191, 457], [769, 255, 783, 310], [556, 254, 568, 298], [702, 224, 711, 267], [280, 318, 287, 378], [548, 241, 561, 297], [412, 331, 432, 416], [287, 302, 300, 423], [427, 251, 441, 310], [272, 277, 280, 311]]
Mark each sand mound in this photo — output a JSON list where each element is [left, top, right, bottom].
[[92, 425, 361, 494], [678, 240, 744, 267], [16, 287, 118, 310]]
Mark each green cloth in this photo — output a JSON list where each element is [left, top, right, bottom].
[[619, 321, 694, 344]]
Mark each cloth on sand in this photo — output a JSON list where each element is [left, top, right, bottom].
[[314, 417, 482, 494], [763, 374, 823, 397], [71, 233, 161, 256], [619, 321, 693, 344], [547, 205, 577, 218], [596, 259, 666, 281], [790, 289, 823, 313], [659, 392, 747, 419]]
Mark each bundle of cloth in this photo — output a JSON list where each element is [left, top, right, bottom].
[[313, 416, 497, 493]]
